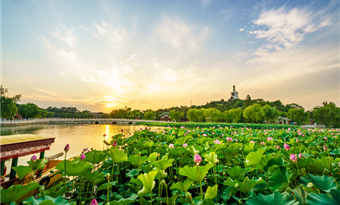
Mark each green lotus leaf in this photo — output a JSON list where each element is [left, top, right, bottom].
[[152, 167, 168, 178], [148, 152, 158, 163], [170, 178, 194, 192], [245, 192, 299, 205], [1, 183, 40, 204], [244, 143, 255, 153], [179, 163, 214, 182], [238, 177, 265, 194], [108, 148, 128, 164], [329, 148, 340, 155], [307, 189, 340, 205], [174, 137, 185, 147], [186, 146, 200, 155], [296, 158, 314, 168], [268, 166, 289, 191], [299, 173, 337, 192], [23, 195, 75, 205], [126, 169, 139, 178], [129, 178, 142, 186], [144, 141, 154, 147], [307, 157, 333, 174], [152, 158, 173, 170], [97, 181, 117, 191], [226, 166, 245, 180], [128, 154, 148, 166], [12, 166, 33, 181], [205, 185, 218, 199], [267, 157, 284, 167], [246, 149, 272, 170], [84, 150, 107, 164], [161, 192, 180, 204], [27, 158, 49, 171], [56, 159, 93, 176], [137, 170, 158, 196], [80, 170, 104, 182], [284, 186, 308, 205], [109, 193, 139, 205], [203, 152, 219, 164]]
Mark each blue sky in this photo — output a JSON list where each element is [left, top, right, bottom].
[[2, 0, 339, 112]]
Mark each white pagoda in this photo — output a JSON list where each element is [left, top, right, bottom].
[[230, 85, 239, 100]]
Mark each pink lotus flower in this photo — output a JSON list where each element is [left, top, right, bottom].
[[213, 139, 221, 144], [80, 154, 86, 161], [323, 146, 328, 151], [267, 137, 273, 141], [103, 134, 107, 137], [284, 143, 290, 151], [298, 133, 303, 135], [31, 155, 37, 161], [212, 132, 215, 134], [235, 139, 238, 142], [290, 154, 298, 163], [183, 143, 188, 148], [64, 144, 70, 152], [338, 162, 340, 167], [112, 141, 117, 147], [260, 142, 265, 145], [226, 137, 233, 142], [169, 144, 175, 148], [90, 199, 98, 205], [121, 129, 123, 132], [250, 141, 255, 143], [277, 145, 281, 150], [324, 137, 328, 140], [140, 128, 143, 130], [203, 134, 207, 137], [194, 154, 202, 166], [298, 153, 303, 158], [296, 139, 299, 142]]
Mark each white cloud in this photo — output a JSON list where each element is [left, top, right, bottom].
[[239, 28, 244, 31], [201, 0, 212, 7], [92, 22, 128, 49], [52, 23, 78, 48], [154, 16, 210, 54], [247, 6, 332, 63]]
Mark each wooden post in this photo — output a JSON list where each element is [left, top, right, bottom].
[[1, 161, 5, 176], [37, 151, 46, 177], [10, 158, 18, 180]]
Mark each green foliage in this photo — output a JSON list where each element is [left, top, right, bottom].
[[312, 101, 340, 127], [245, 192, 299, 205], [1, 183, 40, 204], [179, 163, 214, 182], [170, 179, 194, 192], [12, 166, 33, 181], [144, 110, 156, 120], [137, 171, 158, 196], [108, 147, 128, 164], [27, 158, 49, 172], [205, 185, 218, 199], [262, 104, 279, 123], [1, 86, 21, 119], [288, 108, 309, 126], [55, 159, 93, 176], [243, 103, 265, 123], [84, 150, 107, 164], [169, 110, 183, 122]]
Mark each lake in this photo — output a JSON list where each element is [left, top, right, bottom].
[[1, 124, 164, 167]]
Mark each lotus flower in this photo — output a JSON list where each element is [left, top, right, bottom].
[[324, 137, 328, 140], [284, 143, 290, 151], [112, 141, 117, 147], [298, 153, 303, 158], [183, 143, 188, 148], [90, 199, 98, 205], [323, 146, 328, 151], [250, 141, 255, 143], [64, 144, 70, 152], [296, 139, 299, 142], [267, 137, 273, 141], [290, 154, 297, 163], [80, 154, 86, 161], [169, 144, 175, 148], [140, 128, 143, 130], [103, 134, 107, 137], [83, 148, 89, 153], [235, 139, 238, 142], [203, 134, 207, 137], [121, 129, 123, 132], [277, 145, 281, 150], [226, 137, 233, 142], [213, 139, 221, 144], [194, 154, 202, 166], [260, 142, 265, 145], [31, 155, 37, 161]]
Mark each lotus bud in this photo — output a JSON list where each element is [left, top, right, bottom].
[[104, 173, 110, 179], [121, 129, 123, 132], [169, 144, 175, 148], [80, 154, 86, 161], [324, 137, 328, 140], [31, 155, 37, 161], [296, 139, 299, 142], [298, 153, 303, 158], [284, 143, 290, 151], [35, 195, 39, 199], [235, 183, 240, 188], [64, 144, 70, 152], [323, 146, 328, 151], [290, 154, 298, 163], [90, 199, 98, 205], [183, 143, 188, 148], [307, 182, 314, 188], [185, 192, 191, 199], [260, 142, 265, 145], [81, 201, 85, 205], [112, 141, 117, 147], [194, 154, 202, 166]]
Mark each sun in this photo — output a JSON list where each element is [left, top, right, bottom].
[[106, 103, 115, 108]]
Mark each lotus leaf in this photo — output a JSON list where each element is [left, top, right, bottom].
[[1, 183, 40, 204], [152, 158, 173, 170], [56, 159, 92, 176], [137, 170, 158, 196], [179, 163, 214, 182], [245, 192, 299, 205], [12, 166, 33, 181], [128, 154, 148, 166], [226, 166, 245, 180], [299, 173, 337, 192], [170, 179, 194, 192], [246, 148, 272, 170], [307, 189, 340, 205], [205, 185, 218, 199], [268, 166, 289, 191], [85, 150, 107, 164], [187, 146, 200, 155], [23, 195, 75, 205], [27, 158, 49, 171], [108, 148, 128, 164], [203, 152, 219, 164], [307, 157, 333, 174]]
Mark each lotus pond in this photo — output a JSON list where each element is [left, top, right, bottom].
[[2, 125, 340, 205]]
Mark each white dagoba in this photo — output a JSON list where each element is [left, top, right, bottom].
[[230, 85, 239, 100]]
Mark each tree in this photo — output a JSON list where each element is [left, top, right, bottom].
[[169, 110, 182, 122], [262, 104, 279, 123], [243, 95, 252, 108], [313, 102, 340, 127], [204, 108, 222, 122], [187, 108, 198, 122], [224, 108, 242, 123], [195, 109, 206, 122], [1, 86, 21, 119], [288, 108, 309, 126], [144, 110, 156, 120], [243, 103, 265, 123]]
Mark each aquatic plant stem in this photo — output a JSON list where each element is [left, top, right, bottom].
[[107, 177, 110, 202], [197, 166, 203, 199], [64, 152, 67, 193]]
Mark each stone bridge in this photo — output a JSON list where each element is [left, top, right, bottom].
[[0, 118, 156, 126]]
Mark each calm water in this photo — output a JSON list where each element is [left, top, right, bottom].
[[1, 124, 164, 167]]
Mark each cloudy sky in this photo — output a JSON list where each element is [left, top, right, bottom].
[[2, 0, 339, 112]]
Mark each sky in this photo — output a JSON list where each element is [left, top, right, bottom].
[[1, 0, 339, 112]]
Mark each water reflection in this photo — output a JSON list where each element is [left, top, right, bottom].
[[1, 124, 164, 167]]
